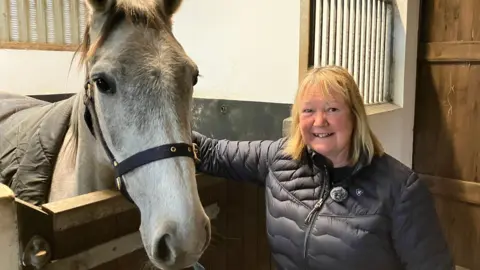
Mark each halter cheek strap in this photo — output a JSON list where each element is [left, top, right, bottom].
[[83, 81, 196, 204]]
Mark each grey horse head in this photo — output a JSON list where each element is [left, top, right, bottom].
[[79, 0, 210, 268]]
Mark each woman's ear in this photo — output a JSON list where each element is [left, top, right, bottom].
[[163, 0, 183, 17], [85, 0, 116, 13]]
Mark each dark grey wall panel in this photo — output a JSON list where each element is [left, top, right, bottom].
[[29, 94, 291, 141], [192, 98, 290, 141]]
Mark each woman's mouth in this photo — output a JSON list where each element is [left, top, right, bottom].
[[313, 133, 334, 138]]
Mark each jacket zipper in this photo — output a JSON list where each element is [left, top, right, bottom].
[[303, 165, 330, 259]]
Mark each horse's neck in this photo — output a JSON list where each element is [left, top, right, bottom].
[[49, 94, 115, 202]]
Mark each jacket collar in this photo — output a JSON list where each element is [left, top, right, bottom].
[[305, 146, 368, 176]]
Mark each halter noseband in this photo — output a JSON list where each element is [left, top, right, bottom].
[[83, 80, 196, 204]]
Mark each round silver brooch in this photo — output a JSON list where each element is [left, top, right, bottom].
[[330, 186, 348, 202]]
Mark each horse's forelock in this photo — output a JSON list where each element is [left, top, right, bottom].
[[76, 0, 169, 69]]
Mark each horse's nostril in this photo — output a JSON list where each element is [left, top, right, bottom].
[[154, 233, 173, 263], [202, 221, 212, 252], [205, 222, 211, 238]]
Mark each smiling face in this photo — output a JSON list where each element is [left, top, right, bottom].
[[298, 86, 353, 167]]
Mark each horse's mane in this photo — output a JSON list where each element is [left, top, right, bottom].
[[66, 0, 170, 166]]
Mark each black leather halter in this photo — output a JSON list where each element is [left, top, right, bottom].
[[83, 81, 196, 203]]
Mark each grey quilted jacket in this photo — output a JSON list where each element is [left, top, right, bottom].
[[193, 132, 454, 270]]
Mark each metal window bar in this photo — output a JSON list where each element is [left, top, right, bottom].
[[312, 0, 393, 105], [0, 0, 87, 45]]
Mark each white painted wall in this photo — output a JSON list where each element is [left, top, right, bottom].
[[0, 0, 419, 167], [0, 50, 84, 95]]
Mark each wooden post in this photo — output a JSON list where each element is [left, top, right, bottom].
[[0, 184, 20, 270]]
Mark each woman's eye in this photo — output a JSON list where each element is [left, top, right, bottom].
[[302, 109, 313, 113], [327, 107, 338, 113]]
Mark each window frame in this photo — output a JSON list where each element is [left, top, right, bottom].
[[298, 0, 405, 115], [0, 0, 85, 52]]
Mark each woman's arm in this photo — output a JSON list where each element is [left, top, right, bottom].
[[193, 131, 284, 185], [391, 172, 455, 270]]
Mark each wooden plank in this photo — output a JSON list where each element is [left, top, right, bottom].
[[15, 198, 54, 270], [226, 180, 244, 270], [197, 176, 228, 270], [0, 41, 78, 51], [413, 64, 480, 181], [430, 195, 480, 270], [89, 248, 149, 270], [43, 232, 144, 270], [256, 186, 271, 269], [43, 232, 197, 270], [414, 1, 480, 269], [419, 0, 477, 42], [47, 203, 140, 259], [0, 184, 20, 270], [41, 190, 136, 231], [422, 42, 480, 62], [243, 184, 259, 270], [41, 173, 224, 232], [420, 174, 480, 205], [14, 173, 226, 261]]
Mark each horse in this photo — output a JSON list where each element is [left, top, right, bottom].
[[0, 0, 211, 269]]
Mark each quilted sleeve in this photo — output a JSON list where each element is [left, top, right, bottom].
[[391, 172, 455, 270], [193, 131, 283, 185]]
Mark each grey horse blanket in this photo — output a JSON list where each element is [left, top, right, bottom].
[[0, 92, 75, 205]]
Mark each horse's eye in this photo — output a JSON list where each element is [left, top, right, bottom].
[[192, 74, 198, 86], [192, 69, 200, 86], [93, 77, 115, 94]]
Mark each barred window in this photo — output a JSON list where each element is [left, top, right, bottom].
[[0, 0, 87, 50], [310, 0, 394, 105]]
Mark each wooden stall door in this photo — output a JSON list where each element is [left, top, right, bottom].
[[414, 1, 480, 269], [200, 181, 274, 270]]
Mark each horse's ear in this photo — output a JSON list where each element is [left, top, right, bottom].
[[85, 0, 116, 13], [163, 0, 183, 17]]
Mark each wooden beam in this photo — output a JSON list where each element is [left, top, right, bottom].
[[15, 198, 54, 270], [419, 174, 480, 205], [15, 173, 226, 261], [0, 42, 78, 51], [41, 190, 136, 232], [421, 41, 480, 62], [43, 232, 144, 270], [0, 184, 20, 270]]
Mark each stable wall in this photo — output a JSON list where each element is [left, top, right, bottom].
[[0, 0, 419, 167]]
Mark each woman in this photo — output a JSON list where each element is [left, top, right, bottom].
[[193, 66, 454, 270]]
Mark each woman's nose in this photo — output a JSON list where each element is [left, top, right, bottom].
[[313, 112, 327, 126]]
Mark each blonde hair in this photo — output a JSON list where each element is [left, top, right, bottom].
[[284, 65, 384, 165]]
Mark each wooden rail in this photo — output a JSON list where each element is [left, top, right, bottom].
[[12, 173, 226, 270], [0, 184, 20, 270], [419, 174, 480, 205], [420, 41, 480, 63]]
